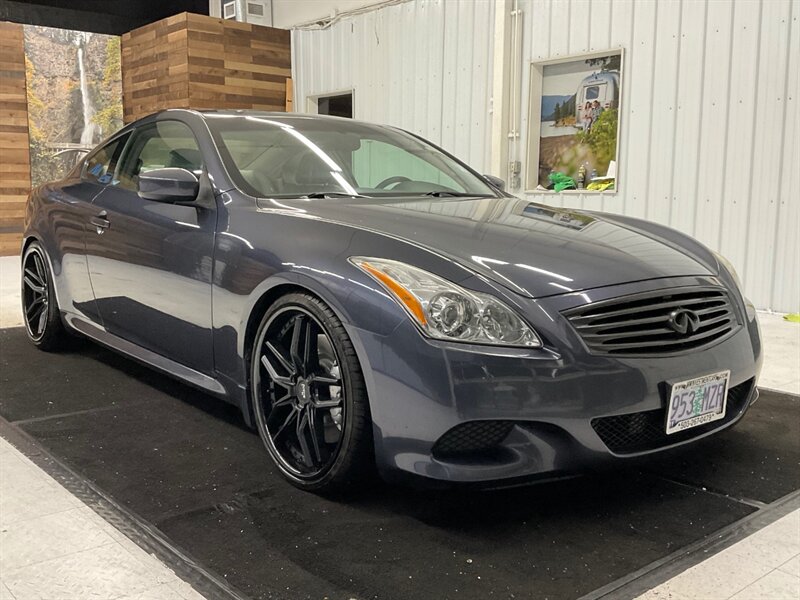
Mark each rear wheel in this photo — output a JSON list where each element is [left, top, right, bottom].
[[21, 242, 66, 351], [251, 293, 373, 492]]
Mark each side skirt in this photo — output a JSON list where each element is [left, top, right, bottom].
[[65, 314, 228, 397]]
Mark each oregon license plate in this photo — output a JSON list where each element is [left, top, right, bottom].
[[666, 370, 730, 435]]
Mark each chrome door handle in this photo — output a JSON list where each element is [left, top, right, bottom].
[[90, 211, 110, 234]]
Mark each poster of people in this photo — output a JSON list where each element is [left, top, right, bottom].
[[24, 25, 123, 187], [536, 52, 621, 191]]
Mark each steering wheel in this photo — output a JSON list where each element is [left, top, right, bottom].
[[376, 175, 412, 190]]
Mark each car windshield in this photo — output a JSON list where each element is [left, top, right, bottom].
[[204, 113, 497, 199]]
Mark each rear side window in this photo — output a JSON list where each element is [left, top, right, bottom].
[[82, 135, 129, 185]]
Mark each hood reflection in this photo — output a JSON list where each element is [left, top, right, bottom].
[[260, 195, 713, 299]]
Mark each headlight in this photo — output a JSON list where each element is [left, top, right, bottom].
[[350, 257, 542, 348], [713, 251, 744, 292]]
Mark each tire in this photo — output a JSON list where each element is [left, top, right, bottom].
[[21, 242, 67, 351], [250, 292, 373, 493]]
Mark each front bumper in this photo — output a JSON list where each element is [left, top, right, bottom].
[[349, 276, 763, 485]]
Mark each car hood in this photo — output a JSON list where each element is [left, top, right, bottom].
[[259, 195, 716, 298]]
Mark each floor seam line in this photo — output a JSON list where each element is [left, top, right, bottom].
[[726, 564, 778, 599], [1, 540, 120, 576], [0, 504, 83, 528], [647, 473, 768, 509], [10, 401, 154, 425]]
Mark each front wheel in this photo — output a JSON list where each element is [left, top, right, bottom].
[[250, 293, 373, 493], [21, 242, 66, 351]]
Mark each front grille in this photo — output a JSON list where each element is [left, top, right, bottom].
[[432, 421, 515, 459], [592, 378, 754, 454], [563, 286, 740, 356]]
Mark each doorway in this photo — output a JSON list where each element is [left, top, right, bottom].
[[309, 92, 353, 118]]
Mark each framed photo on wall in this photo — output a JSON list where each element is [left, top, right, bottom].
[[526, 49, 624, 193]]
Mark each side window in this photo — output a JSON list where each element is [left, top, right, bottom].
[[116, 121, 203, 191], [82, 135, 129, 185]]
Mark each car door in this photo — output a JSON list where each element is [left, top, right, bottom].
[[44, 134, 130, 325], [85, 119, 216, 374]]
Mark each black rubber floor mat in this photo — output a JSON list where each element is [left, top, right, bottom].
[[647, 390, 800, 504], [1, 328, 797, 599]]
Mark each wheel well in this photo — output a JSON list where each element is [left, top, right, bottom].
[[21, 236, 37, 255], [241, 283, 326, 426], [244, 284, 314, 361]]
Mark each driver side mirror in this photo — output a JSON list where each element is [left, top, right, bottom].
[[483, 174, 506, 191], [138, 168, 199, 203]]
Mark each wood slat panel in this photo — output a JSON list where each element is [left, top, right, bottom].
[[0, 232, 23, 255], [121, 13, 190, 122], [122, 12, 291, 123], [0, 21, 29, 256]]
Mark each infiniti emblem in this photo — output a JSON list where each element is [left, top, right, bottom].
[[668, 309, 701, 335]]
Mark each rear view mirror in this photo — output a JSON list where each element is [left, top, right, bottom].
[[138, 168, 199, 203], [483, 174, 506, 191]]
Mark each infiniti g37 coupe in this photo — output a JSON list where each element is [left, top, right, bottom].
[[21, 110, 762, 492]]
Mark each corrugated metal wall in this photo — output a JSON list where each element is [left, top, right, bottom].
[[292, 0, 496, 178], [291, 0, 799, 313]]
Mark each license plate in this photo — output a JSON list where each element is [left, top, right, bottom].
[[666, 370, 730, 435]]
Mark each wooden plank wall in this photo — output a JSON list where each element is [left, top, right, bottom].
[[0, 21, 30, 256], [122, 12, 291, 123], [121, 14, 191, 123], [186, 13, 291, 113]]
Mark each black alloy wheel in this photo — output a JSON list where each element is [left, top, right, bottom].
[[251, 293, 372, 492], [21, 242, 66, 350]]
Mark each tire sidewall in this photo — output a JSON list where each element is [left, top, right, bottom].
[[250, 293, 364, 491], [21, 242, 61, 347]]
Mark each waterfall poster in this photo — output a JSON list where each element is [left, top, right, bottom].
[[23, 25, 123, 187]]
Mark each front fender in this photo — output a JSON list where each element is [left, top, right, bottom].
[[234, 267, 405, 358], [232, 269, 394, 434]]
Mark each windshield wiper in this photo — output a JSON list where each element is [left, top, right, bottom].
[[422, 191, 481, 197], [300, 192, 370, 199]]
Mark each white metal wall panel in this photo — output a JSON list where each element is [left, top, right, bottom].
[[515, 0, 798, 313], [773, 6, 799, 312], [292, 0, 494, 167], [669, 0, 707, 237], [694, 1, 735, 252], [644, 0, 681, 227], [741, 0, 795, 311], [718, 0, 762, 276], [291, 0, 798, 312]]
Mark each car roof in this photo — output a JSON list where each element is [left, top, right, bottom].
[[144, 108, 381, 130]]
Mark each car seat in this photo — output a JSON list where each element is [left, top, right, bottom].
[[167, 149, 203, 173], [289, 153, 336, 194]]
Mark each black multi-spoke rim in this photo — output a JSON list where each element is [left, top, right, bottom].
[[22, 250, 49, 341], [255, 307, 345, 478]]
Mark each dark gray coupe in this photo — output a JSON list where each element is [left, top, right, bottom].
[[22, 110, 762, 492]]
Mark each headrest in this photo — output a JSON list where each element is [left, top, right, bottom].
[[168, 149, 202, 171], [294, 153, 332, 186]]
